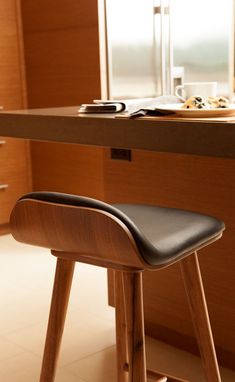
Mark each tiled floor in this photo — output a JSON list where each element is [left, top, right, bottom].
[[0, 234, 234, 382]]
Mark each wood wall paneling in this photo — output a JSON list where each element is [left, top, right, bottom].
[[0, 0, 31, 228], [21, 0, 104, 200], [0, 0, 26, 109], [31, 141, 105, 199], [21, 0, 102, 107], [0, 141, 31, 226]]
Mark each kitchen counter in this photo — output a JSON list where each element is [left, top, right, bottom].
[[0, 106, 235, 158]]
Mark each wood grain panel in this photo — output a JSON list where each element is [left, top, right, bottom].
[[11, 199, 146, 269], [0, 0, 26, 109], [104, 149, 235, 368], [30, 141, 104, 199], [0, 224, 9, 235], [21, 27, 101, 107], [21, 0, 101, 107], [0, 138, 31, 224], [0, 0, 31, 228], [21, 0, 104, 199], [0, 138, 30, 173], [0, 170, 30, 225], [21, 0, 99, 32]]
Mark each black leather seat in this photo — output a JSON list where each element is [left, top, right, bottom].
[[20, 192, 225, 266]]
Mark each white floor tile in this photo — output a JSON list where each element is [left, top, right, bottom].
[[69, 264, 115, 322], [4, 309, 115, 367], [0, 338, 23, 361], [0, 352, 86, 382], [64, 346, 117, 382], [0, 352, 41, 380]]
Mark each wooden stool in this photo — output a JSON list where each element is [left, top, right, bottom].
[[10, 192, 225, 382]]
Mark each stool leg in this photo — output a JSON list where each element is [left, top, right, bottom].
[[115, 271, 129, 382], [39, 258, 75, 382], [180, 252, 221, 382], [123, 271, 147, 382]]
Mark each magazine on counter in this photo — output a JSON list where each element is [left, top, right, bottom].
[[78, 102, 124, 113], [78, 97, 179, 114]]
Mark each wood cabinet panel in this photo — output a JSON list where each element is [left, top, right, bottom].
[[21, 0, 104, 199], [31, 141, 104, 199], [0, 0, 31, 227], [21, 0, 99, 32], [0, 0, 26, 109], [0, 169, 30, 225], [104, 149, 235, 368], [21, 0, 101, 108], [21, 27, 101, 107], [0, 138, 29, 170], [0, 137, 31, 225]]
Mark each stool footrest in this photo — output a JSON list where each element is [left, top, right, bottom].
[[147, 367, 189, 382], [123, 363, 189, 382]]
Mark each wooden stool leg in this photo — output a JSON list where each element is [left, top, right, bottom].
[[39, 258, 75, 382], [180, 252, 221, 382], [123, 271, 147, 382], [115, 271, 129, 382]]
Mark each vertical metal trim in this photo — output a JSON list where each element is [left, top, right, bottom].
[[97, 0, 111, 99], [152, 1, 159, 96], [160, 0, 166, 95], [103, 0, 113, 99], [168, 0, 174, 95], [228, 0, 235, 102]]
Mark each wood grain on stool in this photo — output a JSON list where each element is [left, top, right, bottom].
[[180, 252, 221, 382], [115, 271, 128, 382], [123, 271, 147, 382], [39, 258, 75, 382]]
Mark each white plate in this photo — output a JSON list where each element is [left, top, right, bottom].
[[155, 103, 235, 117]]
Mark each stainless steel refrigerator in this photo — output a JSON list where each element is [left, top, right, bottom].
[[103, 0, 234, 100]]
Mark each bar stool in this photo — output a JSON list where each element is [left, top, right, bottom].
[[10, 192, 225, 382]]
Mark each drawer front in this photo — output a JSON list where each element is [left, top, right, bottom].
[[0, 173, 30, 225], [0, 137, 29, 168], [0, 137, 17, 156], [0, 138, 31, 225]]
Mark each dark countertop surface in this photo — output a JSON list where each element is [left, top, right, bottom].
[[0, 106, 235, 158]]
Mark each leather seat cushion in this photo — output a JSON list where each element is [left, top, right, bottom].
[[19, 192, 225, 266]]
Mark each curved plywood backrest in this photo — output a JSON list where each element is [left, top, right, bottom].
[[10, 198, 147, 270]]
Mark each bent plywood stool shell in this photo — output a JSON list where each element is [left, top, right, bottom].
[[10, 192, 225, 382]]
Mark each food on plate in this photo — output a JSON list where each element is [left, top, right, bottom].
[[182, 95, 230, 110], [181, 96, 210, 109], [207, 96, 229, 108]]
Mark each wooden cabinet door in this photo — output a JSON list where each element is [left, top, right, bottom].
[[21, 0, 104, 200], [0, 138, 31, 225], [0, 0, 31, 228]]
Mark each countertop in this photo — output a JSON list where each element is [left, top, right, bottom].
[[0, 106, 235, 158]]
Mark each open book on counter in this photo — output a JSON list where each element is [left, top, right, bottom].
[[77, 96, 180, 114]]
